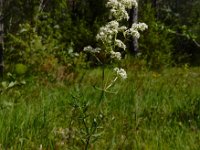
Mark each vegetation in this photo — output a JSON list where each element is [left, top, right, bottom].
[[1, 64, 200, 149], [1, 0, 200, 72], [0, 0, 200, 149]]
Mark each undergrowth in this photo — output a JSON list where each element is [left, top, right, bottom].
[[0, 65, 200, 149]]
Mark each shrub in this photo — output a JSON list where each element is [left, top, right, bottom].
[[139, 3, 174, 70]]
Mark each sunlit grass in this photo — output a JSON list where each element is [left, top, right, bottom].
[[0, 66, 200, 149]]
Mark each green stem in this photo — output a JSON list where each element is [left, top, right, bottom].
[[97, 64, 105, 106], [105, 76, 118, 90]]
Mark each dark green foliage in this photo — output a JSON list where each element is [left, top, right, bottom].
[[157, 0, 200, 65], [138, 0, 200, 67], [2, 0, 200, 73], [139, 4, 174, 69], [5, 23, 61, 71], [2, 0, 109, 77]]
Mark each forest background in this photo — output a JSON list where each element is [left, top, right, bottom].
[[0, 0, 200, 76]]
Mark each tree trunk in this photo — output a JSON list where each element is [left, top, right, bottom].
[[129, 0, 138, 55], [152, 0, 159, 19], [0, 0, 3, 79]]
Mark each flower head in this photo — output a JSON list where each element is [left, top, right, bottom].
[[114, 67, 127, 79], [106, 0, 138, 21], [96, 21, 119, 44], [115, 39, 126, 50], [125, 29, 140, 38], [83, 46, 101, 53], [110, 51, 122, 60], [120, 0, 138, 8], [124, 23, 148, 38], [131, 23, 148, 31], [118, 26, 127, 32]]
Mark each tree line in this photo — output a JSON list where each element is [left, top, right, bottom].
[[0, 0, 200, 78]]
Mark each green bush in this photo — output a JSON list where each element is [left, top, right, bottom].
[[4, 22, 87, 79], [139, 4, 174, 70], [3, 0, 104, 77], [5, 23, 60, 68]]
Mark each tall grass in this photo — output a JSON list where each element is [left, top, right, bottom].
[[0, 66, 200, 149]]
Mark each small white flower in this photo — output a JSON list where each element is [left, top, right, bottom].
[[115, 39, 126, 50], [96, 21, 119, 43], [131, 30, 140, 38], [83, 46, 101, 53], [125, 28, 140, 38], [110, 51, 122, 60], [114, 67, 127, 79], [106, 0, 138, 20], [83, 46, 93, 52], [106, 0, 121, 9], [118, 26, 127, 32], [131, 23, 148, 31], [124, 22, 148, 38], [99, 32, 105, 36], [110, 6, 129, 20], [121, 0, 138, 8], [138, 22, 148, 31], [94, 47, 101, 53]]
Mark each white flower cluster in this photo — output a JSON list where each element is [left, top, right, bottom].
[[125, 22, 148, 38], [83, 0, 148, 82], [96, 20, 119, 44], [131, 23, 148, 31], [110, 51, 122, 60], [96, 21, 127, 51], [83, 46, 101, 53], [115, 39, 126, 50], [121, 0, 138, 8], [106, 0, 138, 21], [118, 26, 127, 32], [114, 67, 127, 79]]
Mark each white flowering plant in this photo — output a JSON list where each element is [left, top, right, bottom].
[[83, 0, 148, 94]]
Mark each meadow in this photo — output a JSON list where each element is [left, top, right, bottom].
[[1, 0, 200, 149], [1, 61, 200, 150]]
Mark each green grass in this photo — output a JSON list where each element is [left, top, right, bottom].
[[1, 66, 200, 149]]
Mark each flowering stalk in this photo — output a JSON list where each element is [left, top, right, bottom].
[[105, 67, 127, 90], [84, 0, 148, 97]]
